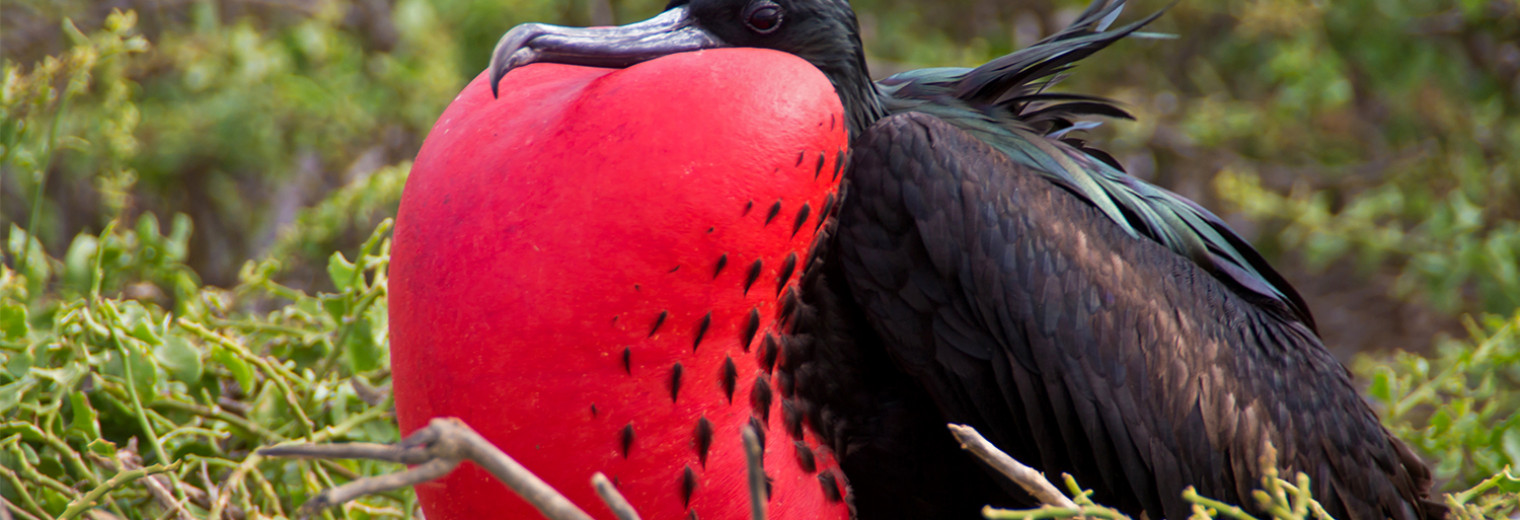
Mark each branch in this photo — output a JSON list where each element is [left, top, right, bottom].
[[261, 417, 778, 520], [592, 473, 641, 520], [948, 424, 1079, 510], [259, 417, 609, 520]]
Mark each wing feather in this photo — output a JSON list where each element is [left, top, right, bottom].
[[838, 112, 1442, 520]]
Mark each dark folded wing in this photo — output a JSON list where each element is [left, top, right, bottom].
[[836, 112, 1440, 520]]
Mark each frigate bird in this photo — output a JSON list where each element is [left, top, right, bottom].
[[478, 0, 1448, 518]]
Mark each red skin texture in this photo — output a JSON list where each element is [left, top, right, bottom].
[[390, 48, 851, 520]]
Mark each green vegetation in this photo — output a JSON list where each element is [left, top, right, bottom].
[[1, 0, 1517, 518]]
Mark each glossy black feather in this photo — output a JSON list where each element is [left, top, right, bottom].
[[833, 112, 1442, 520], [873, 1, 1318, 333]]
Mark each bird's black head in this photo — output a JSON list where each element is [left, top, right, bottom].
[[489, 0, 885, 137]]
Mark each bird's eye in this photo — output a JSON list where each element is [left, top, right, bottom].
[[743, 1, 783, 34]]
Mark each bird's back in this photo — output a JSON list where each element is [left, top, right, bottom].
[[834, 110, 1444, 520], [821, 2, 1446, 518]]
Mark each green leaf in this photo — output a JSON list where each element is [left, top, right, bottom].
[[62, 233, 100, 290], [328, 251, 357, 291], [3, 347, 33, 379], [155, 335, 203, 383], [1367, 366, 1392, 404], [211, 346, 255, 393], [38, 486, 69, 515], [86, 438, 117, 458], [320, 294, 348, 323], [1431, 408, 1453, 432], [129, 317, 162, 346], [62, 17, 89, 45], [1503, 429, 1520, 467], [67, 391, 102, 440], [0, 301, 27, 339], [166, 213, 192, 262], [31, 361, 87, 388], [124, 346, 158, 404], [0, 377, 36, 416], [136, 212, 162, 243], [343, 313, 379, 373], [248, 381, 289, 427], [8, 225, 51, 289], [0, 421, 45, 442]]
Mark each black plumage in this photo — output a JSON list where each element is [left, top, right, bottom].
[[485, 1, 1446, 518], [836, 111, 1439, 519]]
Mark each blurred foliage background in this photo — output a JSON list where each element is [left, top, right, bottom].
[[1, 0, 1517, 518]]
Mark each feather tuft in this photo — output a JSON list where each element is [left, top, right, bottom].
[[872, 0, 1317, 330]]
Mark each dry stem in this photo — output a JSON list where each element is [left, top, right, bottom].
[[948, 423, 1079, 510], [259, 417, 605, 520]]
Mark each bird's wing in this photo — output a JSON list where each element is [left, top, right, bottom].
[[877, 0, 1319, 333], [836, 111, 1439, 520]]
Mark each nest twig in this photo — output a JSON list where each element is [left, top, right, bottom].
[[260, 417, 1078, 520], [949, 423, 1080, 510], [259, 417, 600, 520]]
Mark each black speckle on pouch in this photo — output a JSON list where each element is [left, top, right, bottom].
[[721, 356, 738, 403], [619, 424, 635, 459], [818, 193, 836, 232], [794, 441, 816, 473], [681, 465, 698, 508], [695, 416, 714, 467], [670, 363, 684, 403], [779, 288, 799, 327], [792, 204, 812, 238], [693, 312, 711, 352], [764, 200, 782, 226], [743, 260, 763, 295], [740, 308, 760, 352], [650, 311, 668, 337], [776, 253, 798, 296]]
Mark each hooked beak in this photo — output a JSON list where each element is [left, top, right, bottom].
[[489, 7, 727, 97]]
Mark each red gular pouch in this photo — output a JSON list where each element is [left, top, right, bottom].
[[390, 48, 852, 520]]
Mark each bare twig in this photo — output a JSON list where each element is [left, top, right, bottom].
[[948, 424, 1079, 510], [743, 424, 768, 520], [350, 377, 388, 406], [258, 417, 595, 520], [592, 472, 641, 520]]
